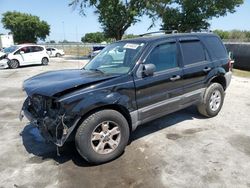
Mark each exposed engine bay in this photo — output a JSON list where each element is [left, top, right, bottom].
[[20, 95, 80, 146]]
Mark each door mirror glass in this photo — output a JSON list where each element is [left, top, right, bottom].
[[143, 64, 156, 77]]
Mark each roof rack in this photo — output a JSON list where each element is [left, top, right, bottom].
[[139, 30, 178, 37], [190, 29, 212, 33]]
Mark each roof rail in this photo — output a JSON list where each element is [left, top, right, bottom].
[[139, 30, 178, 37], [190, 29, 212, 33]]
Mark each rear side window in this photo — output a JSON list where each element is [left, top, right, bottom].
[[203, 36, 227, 60], [146, 42, 178, 72], [180, 40, 206, 66], [32, 46, 44, 52]]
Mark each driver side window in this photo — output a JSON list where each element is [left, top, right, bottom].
[[145, 42, 178, 72]]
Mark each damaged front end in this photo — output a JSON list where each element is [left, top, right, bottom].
[[20, 95, 81, 146], [0, 53, 9, 69]]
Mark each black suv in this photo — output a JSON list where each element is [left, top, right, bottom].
[[20, 32, 232, 164]]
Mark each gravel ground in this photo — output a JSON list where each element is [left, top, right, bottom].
[[0, 57, 250, 188]]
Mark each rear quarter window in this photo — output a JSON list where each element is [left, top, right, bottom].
[[203, 36, 228, 60]]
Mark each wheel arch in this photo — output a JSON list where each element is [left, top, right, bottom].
[[8, 58, 20, 68], [76, 104, 132, 133], [206, 67, 227, 90], [209, 75, 226, 90]]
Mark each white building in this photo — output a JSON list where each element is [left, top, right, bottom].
[[0, 34, 14, 49]]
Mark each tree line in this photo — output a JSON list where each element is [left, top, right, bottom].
[[1, 0, 244, 43], [214, 30, 250, 41], [70, 0, 244, 40]]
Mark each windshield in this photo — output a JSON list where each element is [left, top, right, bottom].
[[85, 42, 145, 74], [3, 46, 19, 53]]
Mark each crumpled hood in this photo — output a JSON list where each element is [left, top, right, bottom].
[[0, 51, 7, 58], [23, 69, 118, 97]]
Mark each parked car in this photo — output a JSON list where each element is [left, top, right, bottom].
[[88, 46, 105, 58], [20, 32, 232, 164], [0, 44, 49, 69], [46, 47, 65, 57]]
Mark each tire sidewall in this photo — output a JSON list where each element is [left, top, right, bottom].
[[205, 83, 225, 117], [42, 57, 48, 65], [75, 110, 129, 164], [9, 59, 19, 69]]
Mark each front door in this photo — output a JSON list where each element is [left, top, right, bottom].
[[134, 40, 184, 123], [15, 47, 34, 65]]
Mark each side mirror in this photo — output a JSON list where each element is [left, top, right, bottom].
[[142, 64, 156, 77], [20, 51, 24, 54]]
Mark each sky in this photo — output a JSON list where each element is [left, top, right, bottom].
[[0, 0, 250, 42]]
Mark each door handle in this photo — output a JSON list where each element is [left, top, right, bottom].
[[203, 67, 211, 72], [170, 75, 181, 81]]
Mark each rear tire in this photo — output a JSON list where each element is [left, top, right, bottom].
[[75, 110, 130, 164], [41, 57, 49, 65], [197, 83, 225, 117], [8, 59, 19, 69], [55, 53, 61, 57]]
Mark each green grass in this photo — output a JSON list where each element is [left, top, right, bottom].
[[233, 69, 250, 78]]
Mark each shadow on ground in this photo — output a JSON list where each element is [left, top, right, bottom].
[[21, 106, 204, 167]]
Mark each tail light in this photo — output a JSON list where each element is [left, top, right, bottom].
[[228, 59, 234, 71]]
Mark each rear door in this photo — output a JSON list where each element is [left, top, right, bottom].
[[134, 40, 184, 123], [178, 37, 214, 103], [30, 46, 45, 64]]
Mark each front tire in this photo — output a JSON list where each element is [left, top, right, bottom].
[[197, 83, 225, 117], [75, 110, 130, 164], [8, 59, 19, 69]]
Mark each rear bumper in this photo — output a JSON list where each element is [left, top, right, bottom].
[[225, 71, 232, 88]]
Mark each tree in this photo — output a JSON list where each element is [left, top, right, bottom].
[[1, 11, 50, 43], [122, 34, 138, 39], [149, 0, 244, 32], [213, 30, 230, 39], [69, 0, 148, 40], [81, 32, 106, 43]]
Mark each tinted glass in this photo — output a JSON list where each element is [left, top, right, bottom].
[[20, 47, 31, 53], [146, 42, 177, 72], [32, 46, 43, 52], [203, 36, 227, 60], [180, 40, 206, 66]]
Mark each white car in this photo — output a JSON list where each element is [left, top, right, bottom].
[[46, 47, 65, 57], [0, 44, 49, 69]]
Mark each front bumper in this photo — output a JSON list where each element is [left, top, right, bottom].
[[0, 59, 9, 69], [20, 97, 80, 146], [225, 71, 232, 88]]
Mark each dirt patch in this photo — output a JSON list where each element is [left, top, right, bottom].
[[182, 128, 206, 135], [229, 135, 250, 157], [166, 133, 183, 140]]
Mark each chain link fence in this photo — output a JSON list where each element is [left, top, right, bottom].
[[42, 43, 106, 57]]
